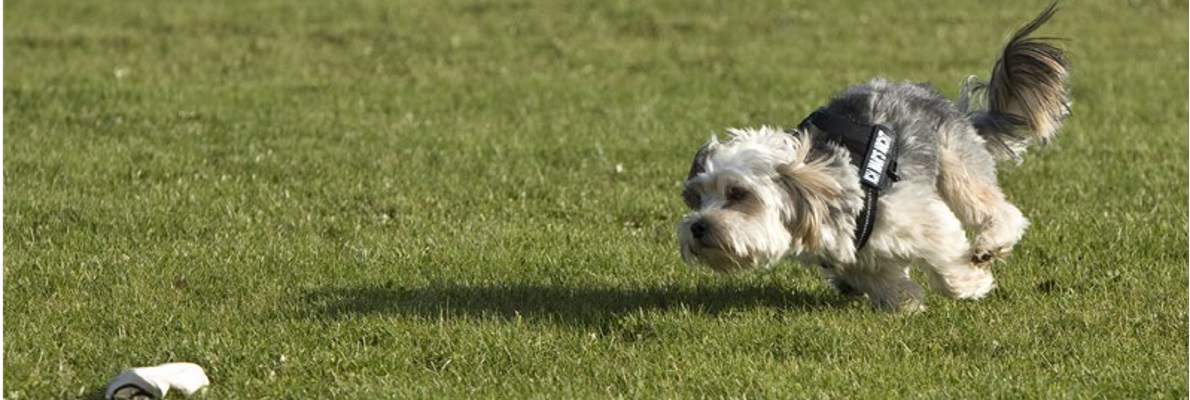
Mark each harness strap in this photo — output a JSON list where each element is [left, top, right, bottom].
[[854, 186, 879, 250], [798, 109, 900, 250]]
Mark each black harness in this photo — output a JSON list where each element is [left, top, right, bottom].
[[798, 110, 900, 250]]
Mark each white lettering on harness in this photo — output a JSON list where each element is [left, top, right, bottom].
[[861, 129, 892, 187]]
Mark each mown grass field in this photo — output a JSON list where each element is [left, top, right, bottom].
[[4, 0, 1187, 398]]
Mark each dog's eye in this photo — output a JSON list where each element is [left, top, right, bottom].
[[726, 186, 748, 202], [682, 188, 701, 208]]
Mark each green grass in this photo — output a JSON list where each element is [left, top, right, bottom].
[[4, 0, 1187, 398]]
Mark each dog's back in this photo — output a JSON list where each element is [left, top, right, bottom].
[[811, 79, 963, 189]]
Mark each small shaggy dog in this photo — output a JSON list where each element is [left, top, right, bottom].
[[677, 5, 1070, 312]]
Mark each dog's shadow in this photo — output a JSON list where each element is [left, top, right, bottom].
[[303, 280, 850, 326]]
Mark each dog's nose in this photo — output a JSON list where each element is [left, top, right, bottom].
[[690, 221, 708, 239]]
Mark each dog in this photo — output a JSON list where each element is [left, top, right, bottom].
[[677, 5, 1070, 312]]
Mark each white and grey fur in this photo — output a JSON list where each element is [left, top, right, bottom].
[[677, 5, 1070, 311]]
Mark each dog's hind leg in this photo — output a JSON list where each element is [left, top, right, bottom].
[[936, 126, 1029, 266], [920, 239, 998, 301], [881, 190, 997, 300]]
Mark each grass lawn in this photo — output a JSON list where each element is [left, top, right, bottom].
[[4, 0, 1187, 398]]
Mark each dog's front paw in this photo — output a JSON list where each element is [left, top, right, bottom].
[[827, 277, 864, 297]]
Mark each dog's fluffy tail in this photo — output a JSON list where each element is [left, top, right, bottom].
[[960, 3, 1071, 163]]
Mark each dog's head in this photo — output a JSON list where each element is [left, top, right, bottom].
[[678, 126, 854, 272]]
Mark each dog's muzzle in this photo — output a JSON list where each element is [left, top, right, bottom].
[[679, 217, 758, 273]]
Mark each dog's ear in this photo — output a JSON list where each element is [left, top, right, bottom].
[[686, 135, 719, 180], [775, 142, 840, 251]]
